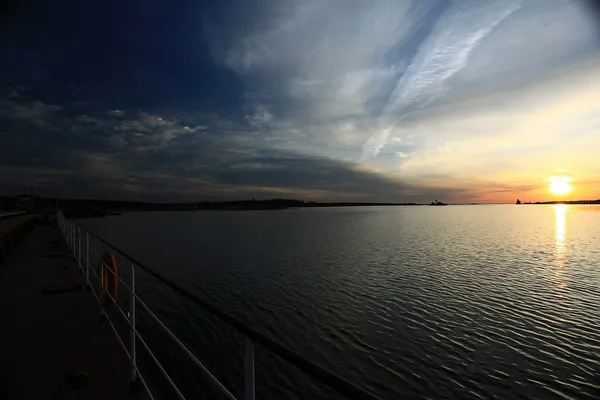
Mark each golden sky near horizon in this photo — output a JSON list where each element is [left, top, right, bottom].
[[387, 59, 600, 203]]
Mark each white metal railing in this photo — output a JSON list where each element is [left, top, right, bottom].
[[57, 212, 154, 400], [0, 210, 25, 219], [56, 211, 381, 400]]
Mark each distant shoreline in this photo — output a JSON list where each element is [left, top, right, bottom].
[[519, 200, 600, 205], [3, 195, 600, 218], [1, 196, 428, 218]]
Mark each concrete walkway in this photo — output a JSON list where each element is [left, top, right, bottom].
[[0, 221, 150, 400]]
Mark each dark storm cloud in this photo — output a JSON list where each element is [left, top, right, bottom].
[[0, 90, 461, 202]]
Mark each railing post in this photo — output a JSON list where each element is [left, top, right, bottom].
[[129, 263, 137, 383], [78, 226, 82, 271], [244, 338, 255, 400], [99, 244, 105, 317], [86, 232, 90, 288]]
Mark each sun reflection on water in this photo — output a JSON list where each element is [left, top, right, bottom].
[[553, 204, 568, 288]]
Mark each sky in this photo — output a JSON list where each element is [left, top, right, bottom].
[[1, 0, 599, 203]]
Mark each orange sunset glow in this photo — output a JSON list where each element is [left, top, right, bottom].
[[548, 176, 573, 196]]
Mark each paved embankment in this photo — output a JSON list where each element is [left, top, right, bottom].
[[0, 214, 38, 265], [0, 221, 149, 400]]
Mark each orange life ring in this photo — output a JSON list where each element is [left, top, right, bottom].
[[100, 252, 119, 301]]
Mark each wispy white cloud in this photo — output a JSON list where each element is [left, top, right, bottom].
[[362, 0, 522, 158], [245, 104, 273, 128], [212, 1, 432, 148], [107, 109, 124, 117], [0, 99, 62, 126], [109, 112, 205, 150], [201, 0, 599, 201]]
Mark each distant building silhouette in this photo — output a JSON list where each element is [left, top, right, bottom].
[[430, 200, 448, 206], [516, 199, 521, 204]]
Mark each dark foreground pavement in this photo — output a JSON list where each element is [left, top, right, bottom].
[[0, 221, 149, 400]]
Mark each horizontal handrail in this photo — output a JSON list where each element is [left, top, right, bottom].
[[63, 213, 382, 400], [134, 291, 238, 400], [135, 329, 187, 400]]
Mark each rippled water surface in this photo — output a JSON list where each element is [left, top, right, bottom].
[[79, 205, 600, 399]]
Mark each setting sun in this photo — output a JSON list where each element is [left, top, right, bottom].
[[548, 176, 573, 195]]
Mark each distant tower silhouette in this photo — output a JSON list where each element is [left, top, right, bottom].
[[516, 199, 521, 204]]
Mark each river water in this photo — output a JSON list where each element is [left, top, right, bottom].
[[79, 205, 600, 400]]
